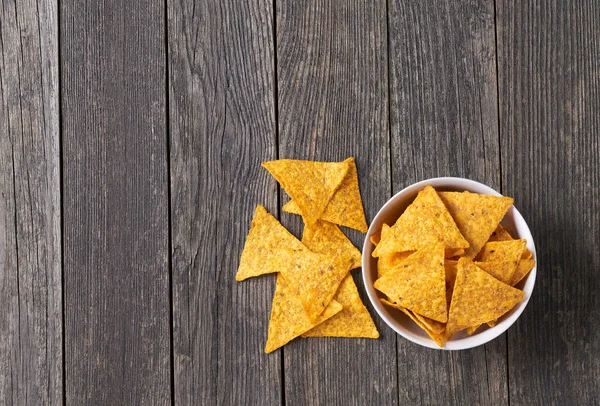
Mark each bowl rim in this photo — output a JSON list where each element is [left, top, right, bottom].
[[362, 177, 537, 350]]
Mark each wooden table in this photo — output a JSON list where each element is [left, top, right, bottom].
[[2, 0, 599, 404]]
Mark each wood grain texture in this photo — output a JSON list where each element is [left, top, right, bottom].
[[388, 1, 508, 404], [0, 0, 62, 404], [497, 1, 600, 404], [276, 0, 396, 404], [168, 0, 281, 404], [61, 1, 170, 404]]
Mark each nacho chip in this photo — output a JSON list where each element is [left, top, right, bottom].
[[476, 239, 527, 263], [302, 275, 379, 338], [475, 260, 520, 285], [444, 260, 459, 308], [372, 186, 469, 257], [446, 248, 465, 258], [265, 274, 343, 353], [381, 299, 446, 347], [279, 249, 351, 321], [263, 159, 349, 225], [236, 205, 307, 281], [369, 228, 382, 246], [377, 251, 413, 278], [522, 249, 533, 260], [302, 220, 362, 270], [374, 242, 447, 322], [445, 258, 525, 339], [466, 325, 480, 335], [487, 224, 514, 242], [412, 312, 445, 334], [282, 157, 368, 232], [438, 191, 514, 258], [509, 259, 535, 286]]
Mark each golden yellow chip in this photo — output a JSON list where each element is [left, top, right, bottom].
[[474, 260, 520, 285], [412, 312, 445, 334], [476, 239, 527, 263], [509, 259, 535, 286], [374, 242, 447, 322], [444, 260, 459, 308], [377, 251, 413, 278], [381, 299, 446, 347], [465, 325, 480, 335], [262, 159, 349, 225], [487, 224, 514, 242], [369, 228, 382, 246], [302, 220, 362, 270], [282, 157, 368, 232], [236, 205, 307, 281], [265, 274, 343, 353], [522, 249, 533, 260], [446, 248, 465, 258], [302, 275, 379, 338], [279, 249, 351, 321], [372, 186, 469, 257], [438, 191, 514, 258], [445, 258, 525, 339]]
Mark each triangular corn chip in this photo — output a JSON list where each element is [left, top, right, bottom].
[[302, 275, 379, 338], [445, 258, 525, 339], [377, 251, 413, 278], [509, 259, 535, 286], [475, 260, 520, 285], [412, 312, 445, 334], [282, 157, 368, 232], [438, 191, 514, 258], [476, 239, 527, 263], [444, 260, 459, 308], [487, 224, 514, 242], [236, 205, 307, 281], [381, 299, 446, 347], [302, 220, 362, 270], [372, 186, 469, 257], [262, 159, 349, 225], [265, 274, 342, 353], [466, 325, 480, 335], [279, 249, 351, 321], [374, 242, 447, 322]]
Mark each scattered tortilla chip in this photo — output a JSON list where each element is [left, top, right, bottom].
[[377, 251, 413, 278], [236, 205, 307, 281], [372, 186, 469, 257], [282, 157, 368, 232], [445, 258, 525, 339], [374, 242, 447, 322], [381, 299, 446, 347], [475, 260, 520, 285], [476, 239, 527, 263], [263, 159, 349, 225], [487, 224, 514, 242], [265, 274, 343, 353], [302, 220, 362, 270], [302, 275, 379, 338], [439, 191, 514, 258], [509, 259, 535, 286], [279, 249, 351, 321]]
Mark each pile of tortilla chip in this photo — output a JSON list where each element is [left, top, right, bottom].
[[236, 157, 379, 354], [371, 185, 534, 347]]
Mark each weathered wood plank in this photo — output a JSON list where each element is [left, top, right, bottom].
[[61, 1, 170, 403], [497, 1, 600, 404], [276, 0, 396, 404], [168, 0, 281, 404], [388, 0, 508, 404], [0, 0, 62, 404]]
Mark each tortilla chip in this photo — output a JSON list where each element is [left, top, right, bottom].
[[369, 228, 382, 246], [509, 259, 535, 286], [302, 220, 362, 270], [412, 312, 445, 334], [263, 159, 349, 225], [265, 274, 343, 353], [377, 251, 413, 278], [466, 325, 480, 335], [522, 249, 533, 260], [444, 260, 459, 308], [474, 260, 520, 285], [372, 186, 469, 257], [236, 205, 307, 281], [381, 299, 446, 347], [279, 249, 351, 321], [446, 248, 465, 258], [282, 157, 368, 232], [476, 239, 527, 263], [439, 191, 514, 258], [374, 242, 447, 322], [302, 275, 379, 338], [445, 258, 525, 339], [487, 224, 514, 242]]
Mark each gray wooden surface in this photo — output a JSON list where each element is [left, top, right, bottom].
[[1, 0, 599, 404]]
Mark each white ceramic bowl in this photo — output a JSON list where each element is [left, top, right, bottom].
[[362, 177, 536, 350]]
